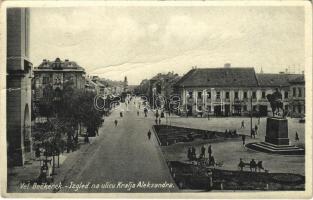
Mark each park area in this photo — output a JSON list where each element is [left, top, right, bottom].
[[153, 116, 305, 191]]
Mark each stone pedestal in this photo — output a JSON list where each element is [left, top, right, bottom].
[[265, 117, 289, 145]]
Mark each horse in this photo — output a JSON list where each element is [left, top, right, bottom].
[[266, 94, 284, 117]]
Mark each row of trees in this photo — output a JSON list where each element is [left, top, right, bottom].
[[33, 82, 104, 158]]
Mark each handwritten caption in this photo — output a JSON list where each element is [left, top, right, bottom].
[[20, 181, 175, 191]]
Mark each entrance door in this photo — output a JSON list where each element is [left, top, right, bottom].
[[214, 105, 221, 116], [225, 105, 230, 116]]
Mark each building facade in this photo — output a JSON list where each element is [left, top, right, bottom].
[[175, 66, 305, 117], [7, 8, 33, 166], [33, 58, 86, 102]]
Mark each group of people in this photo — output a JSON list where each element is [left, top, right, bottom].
[[187, 145, 216, 166], [238, 158, 265, 172]]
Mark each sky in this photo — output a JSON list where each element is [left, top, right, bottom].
[[29, 6, 305, 85]]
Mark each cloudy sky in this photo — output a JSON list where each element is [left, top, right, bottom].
[[29, 6, 305, 85]]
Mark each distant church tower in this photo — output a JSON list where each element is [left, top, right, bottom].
[[123, 76, 128, 92]]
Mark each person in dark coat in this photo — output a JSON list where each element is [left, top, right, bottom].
[[295, 132, 299, 141], [255, 124, 258, 135], [114, 119, 118, 127], [238, 158, 245, 171], [187, 147, 192, 161], [201, 145, 206, 158], [137, 110, 140, 116], [208, 145, 212, 159], [147, 130, 151, 140], [242, 135, 246, 145]]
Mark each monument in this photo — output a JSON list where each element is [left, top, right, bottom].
[[246, 88, 304, 155]]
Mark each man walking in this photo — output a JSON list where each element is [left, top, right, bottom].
[[255, 124, 258, 135], [208, 145, 212, 159], [114, 119, 118, 127], [251, 128, 255, 138], [147, 130, 151, 140], [242, 135, 246, 145], [295, 132, 299, 141], [241, 120, 245, 129], [201, 145, 206, 158]]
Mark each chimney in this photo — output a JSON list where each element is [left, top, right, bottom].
[[224, 63, 231, 68]]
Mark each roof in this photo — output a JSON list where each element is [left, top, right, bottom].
[[256, 73, 304, 87], [175, 68, 258, 87], [35, 58, 85, 72]]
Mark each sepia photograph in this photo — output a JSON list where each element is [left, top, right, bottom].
[[1, 1, 312, 198]]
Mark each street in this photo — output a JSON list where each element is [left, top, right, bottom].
[[55, 99, 178, 192]]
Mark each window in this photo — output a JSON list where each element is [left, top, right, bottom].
[[42, 77, 50, 84], [216, 91, 220, 99], [207, 92, 211, 99], [262, 91, 266, 98], [284, 91, 289, 99], [225, 92, 230, 99], [298, 88, 302, 97], [243, 91, 247, 99], [234, 91, 239, 99], [293, 88, 296, 97], [197, 91, 202, 99], [252, 91, 256, 99]]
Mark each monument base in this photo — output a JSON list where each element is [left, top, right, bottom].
[[246, 142, 304, 155], [265, 117, 289, 145]]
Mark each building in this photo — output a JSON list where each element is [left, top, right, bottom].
[[175, 66, 259, 116], [33, 58, 86, 102], [7, 8, 33, 166], [175, 65, 305, 117], [256, 73, 305, 117], [85, 76, 105, 96]]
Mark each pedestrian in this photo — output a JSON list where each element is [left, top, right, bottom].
[[114, 119, 118, 127], [255, 124, 258, 135], [155, 118, 158, 125], [250, 159, 257, 172], [147, 129, 151, 140], [295, 132, 299, 141], [201, 145, 206, 158], [208, 145, 212, 159], [187, 147, 192, 161], [156, 110, 159, 118], [241, 120, 245, 128], [238, 158, 245, 171], [84, 134, 90, 144], [258, 117, 260, 125], [252, 128, 256, 138], [120, 111, 123, 118], [242, 135, 246, 145], [137, 110, 139, 116], [158, 118, 161, 124]]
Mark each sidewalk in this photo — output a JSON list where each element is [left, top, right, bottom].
[[7, 134, 101, 193]]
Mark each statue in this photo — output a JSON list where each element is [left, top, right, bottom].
[[266, 88, 284, 117]]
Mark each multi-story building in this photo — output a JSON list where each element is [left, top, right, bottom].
[[175, 65, 305, 117], [256, 73, 305, 117], [175, 66, 259, 116], [7, 8, 33, 166], [33, 58, 86, 102], [85, 76, 105, 96]]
